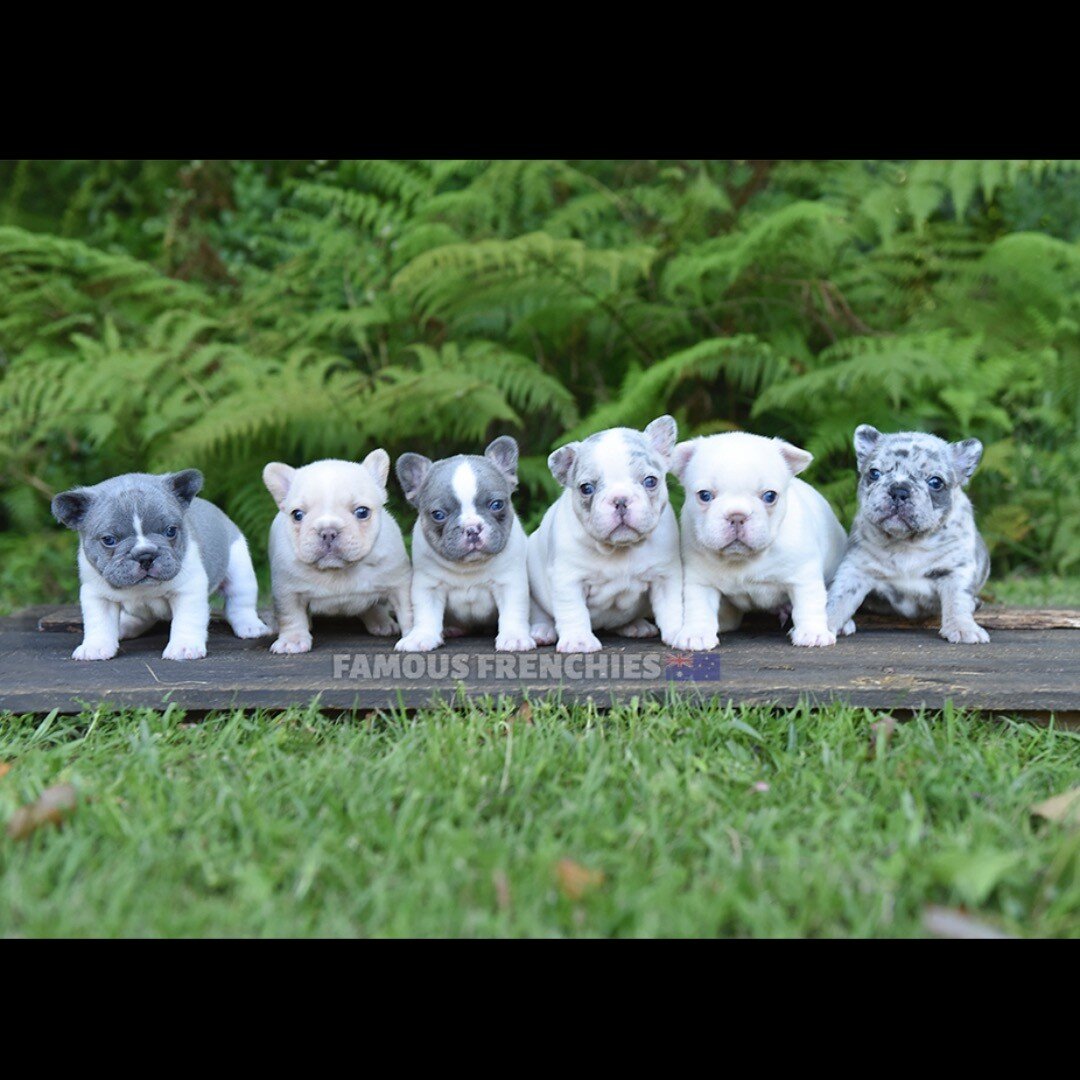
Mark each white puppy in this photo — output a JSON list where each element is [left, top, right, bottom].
[[263, 453, 412, 655], [527, 416, 683, 653], [671, 432, 847, 649]]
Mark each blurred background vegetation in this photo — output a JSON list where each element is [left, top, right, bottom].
[[2, 159, 1079, 612]]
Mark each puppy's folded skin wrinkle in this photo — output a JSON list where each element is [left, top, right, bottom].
[[527, 417, 684, 652], [51, 470, 270, 661], [263, 453, 412, 655], [825, 426, 991, 644], [395, 436, 534, 653], [670, 432, 847, 650]]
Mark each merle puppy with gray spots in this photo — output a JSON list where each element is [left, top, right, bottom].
[[394, 436, 534, 653], [52, 470, 270, 660], [825, 426, 991, 644]]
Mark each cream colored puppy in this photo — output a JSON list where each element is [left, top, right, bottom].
[[671, 432, 847, 650], [263, 453, 412, 654]]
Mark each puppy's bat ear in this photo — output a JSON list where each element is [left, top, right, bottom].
[[670, 439, 697, 482], [51, 488, 93, 530], [263, 463, 296, 509], [853, 425, 882, 467], [644, 415, 677, 465], [775, 438, 813, 476], [361, 449, 391, 490], [166, 469, 203, 508], [548, 443, 579, 487], [950, 438, 983, 484], [396, 453, 432, 505], [484, 436, 519, 491]]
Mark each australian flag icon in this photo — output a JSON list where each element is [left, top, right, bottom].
[[664, 651, 722, 681]]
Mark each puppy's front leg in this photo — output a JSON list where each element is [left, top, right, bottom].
[[648, 573, 683, 647], [493, 574, 536, 652], [826, 560, 871, 637], [671, 573, 721, 651], [73, 588, 121, 661], [162, 588, 211, 660], [552, 577, 601, 654], [789, 575, 835, 648], [270, 591, 313, 655], [939, 578, 990, 644], [396, 580, 446, 652], [390, 581, 414, 636]]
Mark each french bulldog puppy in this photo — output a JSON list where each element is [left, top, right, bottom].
[[263, 453, 412, 655], [394, 436, 534, 653], [51, 470, 270, 661], [826, 426, 991, 644], [527, 416, 683, 653], [671, 432, 847, 650]]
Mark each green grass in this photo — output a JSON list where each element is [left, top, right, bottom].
[[1, 699, 1078, 937]]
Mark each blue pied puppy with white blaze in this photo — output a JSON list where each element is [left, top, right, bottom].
[[394, 436, 535, 653], [51, 470, 270, 660], [527, 416, 683, 653], [825, 425, 991, 644]]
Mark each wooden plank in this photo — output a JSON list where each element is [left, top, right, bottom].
[[1, 605, 1078, 716], [32, 603, 1080, 633]]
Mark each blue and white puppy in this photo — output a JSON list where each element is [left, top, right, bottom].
[[826, 426, 991, 643], [527, 416, 683, 653], [394, 436, 534, 653], [51, 470, 270, 660]]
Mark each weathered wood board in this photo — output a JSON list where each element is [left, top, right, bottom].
[[1, 605, 1077, 715]]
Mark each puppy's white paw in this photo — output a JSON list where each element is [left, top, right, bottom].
[[941, 623, 990, 645], [530, 622, 558, 646], [839, 619, 857, 637], [615, 618, 659, 639], [363, 613, 400, 637], [72, 641, 119, 661], [556, 632, 603, 654], [790, 626, 836, 648], [670, 629, 719, 652], [232, 616, 272, 639], [162, 639, 208, 661], [270, 632, 313, 655], [395, 630, 443, 653], [496, 632, 537, 652]]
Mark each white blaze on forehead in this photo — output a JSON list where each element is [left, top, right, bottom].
[[131, 512, 153, 552], [590, 430, 634, 483], [452, 461, 480, 523]]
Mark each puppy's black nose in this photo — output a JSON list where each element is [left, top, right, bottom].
[[613, 497, 629, 513], [319, 527, 339, 544], [137, 553, 156, 570], [465, 525, 482, 540], [889, 483, 911, 503]]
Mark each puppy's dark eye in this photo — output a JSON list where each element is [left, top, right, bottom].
[[101, 535, 117, 548], [488, 499, 505, 512], [163, 525, 179, 539], [866, 468, 881, 482], [761, 490, 778, 505], [579, 483, 595, 497], [354, 507, 370, 520], [697, 490, 713, 503], [291, 509, 305, 522], [927, 476, 945, 491], [642, 476, 658, 490], [431, 509, 447, 522]]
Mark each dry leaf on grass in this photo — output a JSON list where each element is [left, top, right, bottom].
[[554, 858, 605, 901], [1031, 788, 1080, 826], [492, 869, 512, 911], [923, 905, 1014, 940], [868, 714, 898, 758], [510, 701, 533, 726], [7, 783, 77, 841], [0, 762, 11, 779]]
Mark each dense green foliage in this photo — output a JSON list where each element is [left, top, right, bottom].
[[1, 700, 1077, 937], [3, 160, 1080, 580]]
